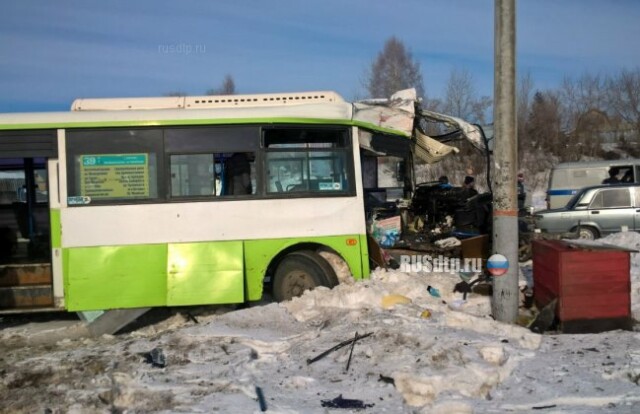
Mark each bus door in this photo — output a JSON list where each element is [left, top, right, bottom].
[[0, 130, 57, 312]]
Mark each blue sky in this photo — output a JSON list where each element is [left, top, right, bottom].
[[1, 0, 639, 112]]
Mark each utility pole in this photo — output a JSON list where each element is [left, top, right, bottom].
[[492, 0, 518, 323]]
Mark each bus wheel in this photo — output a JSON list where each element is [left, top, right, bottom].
[[273, 250, 338, 302]]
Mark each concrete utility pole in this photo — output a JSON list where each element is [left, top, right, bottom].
[[492, 0, 519, 323]]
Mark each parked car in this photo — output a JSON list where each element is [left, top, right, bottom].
[[535, 183, 640, 240], [546, 159, 640, 209]]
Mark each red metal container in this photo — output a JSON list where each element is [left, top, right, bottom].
[[532, 239, 632, 333]]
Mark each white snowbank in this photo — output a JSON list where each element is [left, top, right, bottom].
[[1, 263, 639, 412]]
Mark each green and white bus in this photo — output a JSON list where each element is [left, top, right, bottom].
[[0, 89, 481, 322]]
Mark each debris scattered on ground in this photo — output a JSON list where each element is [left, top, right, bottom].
[[378, 374, 395, 386], [427, 285, 441, 297], [454, 280, 472, 295], [381, 294, 412, 309], [420, 309, 432, 319], [533, 404, 557, 410], [345, 331, 358, 372], [307, 332, 374, 365], [142, 347, 166, 368], [434, 237, 461, 248], [529, 299, 558, 333], [185, 312, 199, 324], [255, 386, 267, 412], [320, 394, 375, 409]]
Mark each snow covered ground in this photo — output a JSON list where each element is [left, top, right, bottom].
[[2, 236, 640, 413]]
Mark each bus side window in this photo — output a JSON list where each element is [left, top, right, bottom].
[[222, 152, 255, 196], [170, 152, 256, 198], [165, 126, 260, 199], [67, 129, 163, 203], [263, 127, 351, 195], [170, 154, 217, 197]]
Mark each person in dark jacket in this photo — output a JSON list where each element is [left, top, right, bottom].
[[438, 175, 452, 189], [224, 153, 252, 195], [462, 175, 478, 197], [517, 172, 526, 210], [602, 167, 621, 184]]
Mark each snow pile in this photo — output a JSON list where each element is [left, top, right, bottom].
[[280, 269, 542, 410], [2, 266, 640, 412], [1, 268, 541, 413]]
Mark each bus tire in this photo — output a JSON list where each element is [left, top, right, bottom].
[[272, 250, 338, 302]]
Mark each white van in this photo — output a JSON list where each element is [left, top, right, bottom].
[[547, 160, 640, 209]]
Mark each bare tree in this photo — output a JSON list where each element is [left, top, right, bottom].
[[442, 68, 492, 123], [365, 37, 425, 99], [517, 71, 535, 156], [207, 74, 236, 95], [573, 108, 611, 158], [526, 91, 567, 161], [164, 91, 187, 97], [443, 69, 473, 118], [607, 68, 640, 134], [517, 72, 534, 130], [559, 73, 612, 159], [425, 68, 491, 184], [560, 73, 606, 130]]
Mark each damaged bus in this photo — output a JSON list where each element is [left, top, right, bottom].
[[0, 89, 484, 331]]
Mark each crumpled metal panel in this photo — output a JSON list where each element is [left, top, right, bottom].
[[414, 130, 460, 164], [353, 89, 416, 137], [419, 109, 487, 152]]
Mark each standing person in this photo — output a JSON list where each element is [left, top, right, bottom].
[[517, 172, 526, 210], [224, 153, 252, 195], [462, 175, 478, 197], [437, 175, 452, 189], [602, 167, 620, 184]]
